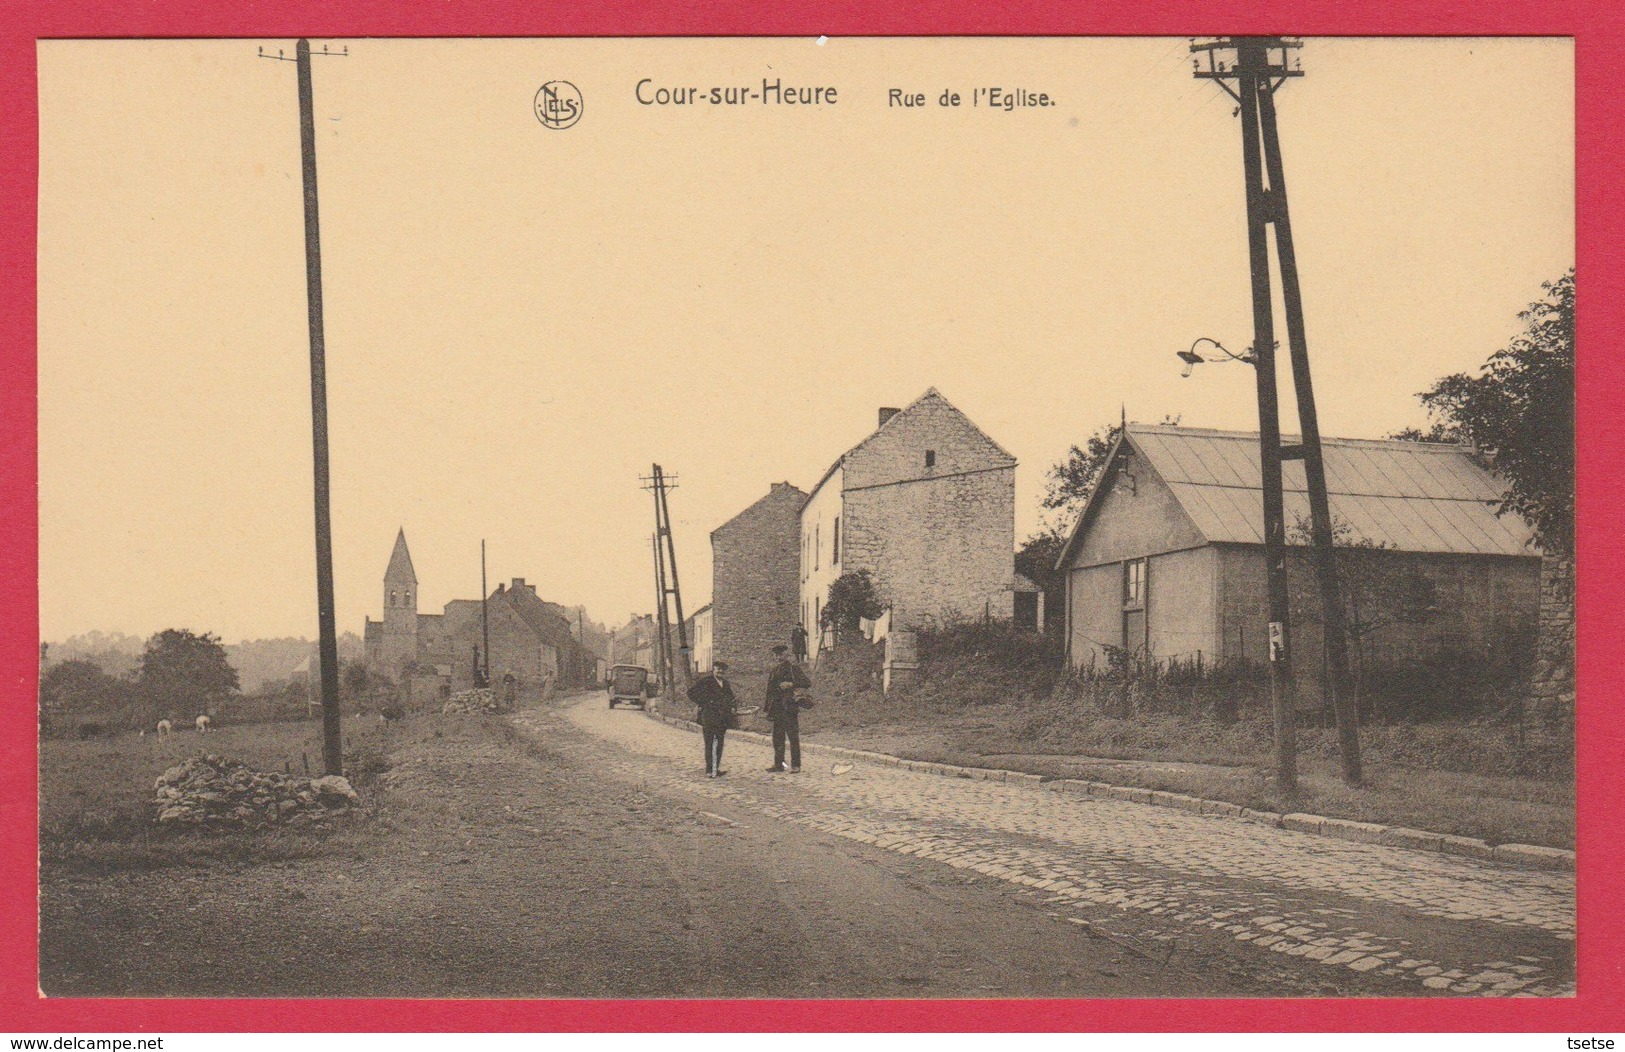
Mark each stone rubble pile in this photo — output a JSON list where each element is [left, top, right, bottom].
[[153, 754, 358, 828], [441, 687, 501, 715]]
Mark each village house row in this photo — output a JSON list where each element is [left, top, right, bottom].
[[359, 386, 1542, 702], [361, 529, 603, 700], [673, 388, 1541, 695]]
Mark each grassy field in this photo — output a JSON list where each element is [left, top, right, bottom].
[[798, 637, 1574, 850], [39, 715, 399, 874]]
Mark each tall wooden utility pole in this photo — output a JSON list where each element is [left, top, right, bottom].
[[651, 533, 673, 701], [643, 465, 692, 698], [1193, 36, 1361, 787], [655, 466, 691, 682], [264, 38, 347, 775], [481, 539, 490, 686]]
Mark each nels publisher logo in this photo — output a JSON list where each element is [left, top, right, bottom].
[[534, 80, 583, 129]]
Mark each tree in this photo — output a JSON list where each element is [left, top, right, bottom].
[[1039, 423, 1122, 535], [1015, 531, 1066, 594], [341, 660, 370, 698], [820, 570, 883, 636], [138, 629, 240, 719], [1414, 270, 1574, 554], [40, 659, 132, 714], [1038, 415, 1181, 536]]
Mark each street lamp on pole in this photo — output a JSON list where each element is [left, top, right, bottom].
[[1177, 337, 1255, 378], [1177, 332, 1298, 794]]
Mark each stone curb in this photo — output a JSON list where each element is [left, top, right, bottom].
[[638, 708, 1573, 872]]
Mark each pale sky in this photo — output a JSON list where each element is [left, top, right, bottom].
[[38, 37, 1574, 644]]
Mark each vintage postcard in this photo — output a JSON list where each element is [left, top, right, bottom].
[[34, 35, 1576, 1012]]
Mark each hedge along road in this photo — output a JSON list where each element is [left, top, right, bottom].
[[39, 689, 1572, 998], [563, 692, 1575, 999]]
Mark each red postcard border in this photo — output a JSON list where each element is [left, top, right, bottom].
[[3, 0, 1618, 1034]]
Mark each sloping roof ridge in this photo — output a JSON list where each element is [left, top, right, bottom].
[[1129, 422, 1473, 454], [804, 386, 1015, 509], [908, 386, 1019, 464], [1054, 427, 1135, 571], [713, 481, 811, 538]]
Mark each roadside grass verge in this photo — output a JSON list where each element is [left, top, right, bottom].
[[799, 634, 1574, 850]]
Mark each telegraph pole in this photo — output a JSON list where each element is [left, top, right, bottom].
[[656, 467, 692, 682], [643, 465, 693, 697], [1193, 36, 1361, 787], [481, 539, 490, 687], [263, 38, 347, 776], [651, 533, 673, 701]]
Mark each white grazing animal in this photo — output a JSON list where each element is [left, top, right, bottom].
[[156, 719, 173, 737], [195, 714, 211, 733]]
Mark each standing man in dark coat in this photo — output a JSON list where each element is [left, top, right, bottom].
[[687, 661, 738, 778], [791, 622, 809, 664], [764, 644, 812, 773]]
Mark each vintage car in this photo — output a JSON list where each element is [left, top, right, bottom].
[[608, 664, 651, 709]]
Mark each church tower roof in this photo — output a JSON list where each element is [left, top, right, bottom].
[[385, 528, 417, 583]]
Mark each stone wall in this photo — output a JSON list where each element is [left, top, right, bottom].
[[713, 482, 806, 682], [840, 389, 1015, 492], [844, 464, 1016, 629], [830, 390, 1017, 631], [1528, 552, 1575, 726], [1214, 545, 1540, 674]]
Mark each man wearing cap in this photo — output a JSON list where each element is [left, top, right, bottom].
[[764, 644, 812, 773], [687, 661, 738, 778]]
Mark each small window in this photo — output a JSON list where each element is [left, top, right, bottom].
[[833, 516, 841, 565], [814, 524, 820, 571], [925, 450, 936, 469], [389, 590, 398, 607], [1123, 559, 1146, 609]]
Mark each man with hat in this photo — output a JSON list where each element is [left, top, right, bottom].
[[687, 660, 738, 777], [764, 644, 812, 773]]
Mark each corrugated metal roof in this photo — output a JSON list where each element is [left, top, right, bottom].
[[1127, 425, 1535, 557]]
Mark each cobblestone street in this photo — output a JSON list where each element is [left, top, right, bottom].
[[551, 694, 1576, 998]]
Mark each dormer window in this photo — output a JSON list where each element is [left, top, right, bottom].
[[925, 450, 936, 469]]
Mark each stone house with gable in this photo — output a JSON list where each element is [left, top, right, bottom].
[[1055, 424, 1541, 676], [800, 388, 1018, 638], [708, 481, 806, 686]]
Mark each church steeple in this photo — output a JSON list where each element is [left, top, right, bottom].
[[385, 527, 417, 586], [380, 528, 420, 677], [383, 529, 418, 619]]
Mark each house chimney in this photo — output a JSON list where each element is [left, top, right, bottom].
[[511, 578, 526, 591], [879, 407, 901, 428]]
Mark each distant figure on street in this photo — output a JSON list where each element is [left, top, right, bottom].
[[764, 644, 812, 773], [791, 623, 809, 664], [687, 660, 738, 778]]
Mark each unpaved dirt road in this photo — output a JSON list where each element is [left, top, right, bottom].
[[39, 691, 1572, 998]]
